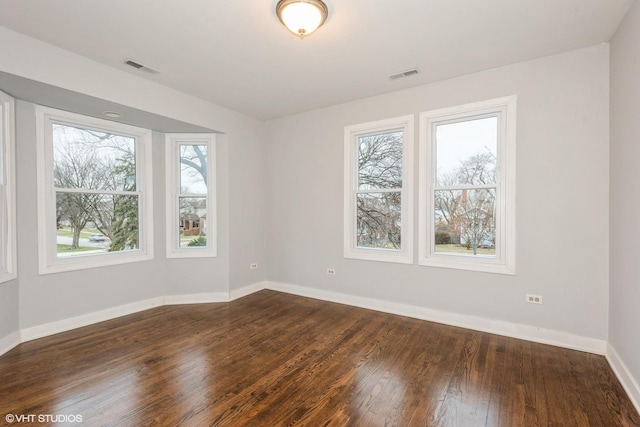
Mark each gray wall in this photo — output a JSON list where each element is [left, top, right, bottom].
[[266, 44, 610, 340], [0, 280, 18, 339], [229, 128, 267, 291], [610, 0, 640, 391]]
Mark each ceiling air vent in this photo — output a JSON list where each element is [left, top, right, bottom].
[[123, 58, 160, 74], [388, 68, 419, 80]]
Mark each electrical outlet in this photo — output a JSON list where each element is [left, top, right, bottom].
[[250, 263, 258, 270], [327, 268, 336, 275], [526, 294, 543, 304]]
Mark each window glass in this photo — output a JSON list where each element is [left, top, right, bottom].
[[180, 144, 207, 194], [179, 196, 207, 248], [434, 188, 496, 256], [356, 192, 402, 249], [358, 130, 403, 190], [435, 117, 497, 186], [53, 123, 139, 257], [356, 129, 404, 250], [433, 116, 498, 257]]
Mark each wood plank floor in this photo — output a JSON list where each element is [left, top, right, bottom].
[[0, 290, 638, 426]]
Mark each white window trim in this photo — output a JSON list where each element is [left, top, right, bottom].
[[344, 115, 414, 264], [0, 91, 17, 283], [36, 106, 154, 275], [165, 133, 217, 258], [418, 96, 516, 275]]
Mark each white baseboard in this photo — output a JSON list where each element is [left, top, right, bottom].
[[163, 292, 228, 305], [5, 283, 268, 353], [230, 281, 268, 301], [0, 330, 20, 357], [3, 280, 608, 360], [606, 343, 640, 414], [265, 281, 607, 355], [20, 297, 164, 343]]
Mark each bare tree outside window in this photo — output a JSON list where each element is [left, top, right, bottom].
[[53, 123, 138, 256], [356, 130, 403, 249], [433, 117, 497, 256]]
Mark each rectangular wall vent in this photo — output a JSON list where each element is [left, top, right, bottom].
[[123, 58, 160, 74], [388, 68, 419, 80], [124, 59, 144, 69]]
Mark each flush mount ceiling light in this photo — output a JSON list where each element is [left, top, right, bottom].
[[276, 0, 329, 39]]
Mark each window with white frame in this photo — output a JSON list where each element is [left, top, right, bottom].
[[165, 134, 216, 258], [36, 107, 153, 274], [419, 96, 516, 274], [344, 115, 413, 263], [0, 90, 16, 283]]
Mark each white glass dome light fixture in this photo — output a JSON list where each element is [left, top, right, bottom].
[[276, 0, 329, 39]]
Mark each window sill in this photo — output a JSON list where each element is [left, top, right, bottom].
[[39, 251, 154, 275], [419, 256, 515, 275], [0, 270, 17, 284], [345, 249, 413, 265], [166, 249, 217, 259]]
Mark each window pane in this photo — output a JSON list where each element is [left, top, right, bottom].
[[358, 130, 403, 190], [434, 188, 496, 256], [180, 145, 207, 194], [179, 197, 207, 247], [56, 192, 139, 257], [52, 123, 136, 191], [356, 192, 401, 250], [435, 117, 497, 186]]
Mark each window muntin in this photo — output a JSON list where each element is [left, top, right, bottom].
[[344, 116, 413, 263], [0, 90, 16, 283], [37, 107, 153, 274], [419, 97, 516, 274], [166, 134, 216, 258]]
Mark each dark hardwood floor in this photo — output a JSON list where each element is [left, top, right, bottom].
[[0, 290, 638, 426]]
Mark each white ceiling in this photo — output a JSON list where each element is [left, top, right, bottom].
[[0, 0, 633, 120]]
